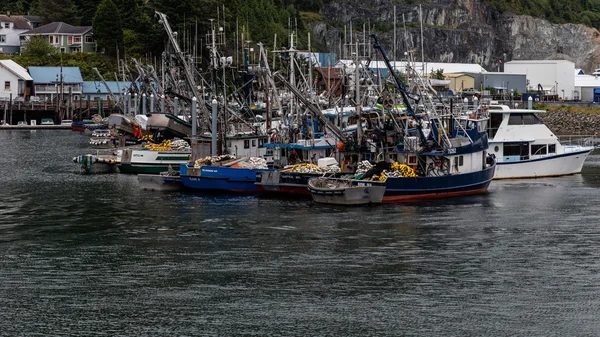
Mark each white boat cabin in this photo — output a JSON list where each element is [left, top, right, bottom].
[[485, 104, 563, 162]]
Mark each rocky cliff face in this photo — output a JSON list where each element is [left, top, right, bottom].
[[311, 0, 600, 73]]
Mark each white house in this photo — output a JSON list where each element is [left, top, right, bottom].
[[0, 59, 33, 99], [504, 60, 575, 100], [0, 14, 32, 54]]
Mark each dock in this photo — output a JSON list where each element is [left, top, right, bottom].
[[0, 124, 72, 130]]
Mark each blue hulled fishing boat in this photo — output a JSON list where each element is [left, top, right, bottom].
[[180, 156, 271, 193], [331, 35, 497, 202]]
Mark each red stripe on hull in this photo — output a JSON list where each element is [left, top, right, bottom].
[[382, 187, 490, 203]]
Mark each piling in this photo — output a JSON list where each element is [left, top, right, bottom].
[[142, 93, 147, 115], [211, 99, 218, 156], [174, 97, 179, 115], [528, 96, 533, 110], [134, 93, 138, 116], [150, 94, 154, 113], [161, 95, 165, 113]]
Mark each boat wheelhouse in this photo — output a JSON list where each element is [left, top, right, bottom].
[[485, 104, 593, 179]]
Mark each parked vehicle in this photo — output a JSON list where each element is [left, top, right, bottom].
[[461, 88, 480, 98], [30, 96, 41, 103], [41, 118, 54, 125], [13, 96, 24, 103]]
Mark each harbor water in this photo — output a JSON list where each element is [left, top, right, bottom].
[[2, 130, 600, 336]]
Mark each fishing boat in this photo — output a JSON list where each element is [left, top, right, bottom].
[[256, 158, 343, 195], [72, 154, 118, 174], [307, 177, 386, 205], [118, 147, 191, 174], [349, 35, 497, 202], [71, 119, 93, 132], [485, 104, 594, 178], [180, 156, 271, 193]]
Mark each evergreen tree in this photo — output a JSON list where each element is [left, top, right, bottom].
[[92, 0, 123, 57], [36, 0, 81, 25], [74, 0, 102, 25]]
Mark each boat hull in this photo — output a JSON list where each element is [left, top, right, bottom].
[[308, 179, 386, 205], [138, 174, 183, 191], [255, 171, 321, 195], [494, 148, 592, 179], [255, 170, 346, 196], [180, 164, 270, 193], [373, 163, 496, 202], [73, 154, 118, 174], [118, 149, 190, 174]]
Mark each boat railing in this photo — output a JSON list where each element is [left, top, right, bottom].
[[558, 134, 600, 149]]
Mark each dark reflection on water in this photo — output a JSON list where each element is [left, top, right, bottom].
[[2, 130, 600, 336]]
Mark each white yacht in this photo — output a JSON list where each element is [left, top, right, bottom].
[[485, 104, 594, 179]]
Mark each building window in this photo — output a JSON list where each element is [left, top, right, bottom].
[[73, 36, 81, 43], [85, 36, 95, 43], [4, 81, 9, 90], [60, 47, 66, 53], [0, 35, 5, 43], [244, 140, 250, 149], [252, 139, 256, 147]]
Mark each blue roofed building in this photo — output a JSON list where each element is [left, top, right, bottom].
[[82, 81, 132, 100], [28, 66, 83, 101]]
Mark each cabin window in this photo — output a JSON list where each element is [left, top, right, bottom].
[[4, 23, 9, 28], [252, 139, 256, 147], [488, 113, 502, 139], [453, 155, 464, 168], [258, 139, 264, 146], [548, 144, 556, 153], [227, 141, 231, 148], [531, 144, 547, 155], [4, 81, 9, 90], [244, 140, 250, 149], [503, 142, 529, 159], [408, 155, 417, 165], [508, 113, 542, 125]]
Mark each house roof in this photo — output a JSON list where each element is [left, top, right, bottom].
[[23, 15, 42, 23], [28, 66, 83, 83], [444, 73, 473, 78], [505, 60, 574, 65], [82, 81, 132, 94], [0, 60, 33, 80], [575, 74, 600, 88], [22, 22, 92, 35], [0, 15, 32, 30]]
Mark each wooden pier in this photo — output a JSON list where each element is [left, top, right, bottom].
[[1, 99, 121, 126]]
